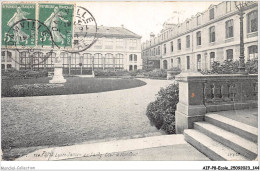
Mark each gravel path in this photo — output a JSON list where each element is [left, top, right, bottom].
[[2, 78, 174, 150]]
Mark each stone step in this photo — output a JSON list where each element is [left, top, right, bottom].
[[184, 129, 248, 161], [205, 114, 258, 143], [194, 122, 257, 160]]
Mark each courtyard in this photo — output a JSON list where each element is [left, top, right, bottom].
[[1, 78, 172, 160]]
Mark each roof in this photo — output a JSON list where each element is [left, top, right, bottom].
[[74, 25, 142, 39]]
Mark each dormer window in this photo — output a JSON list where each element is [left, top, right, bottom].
[[186, 21, 190, 30], [209, 8, 214, 20]]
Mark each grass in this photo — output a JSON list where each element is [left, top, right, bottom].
[[1, 77, 146, 97]]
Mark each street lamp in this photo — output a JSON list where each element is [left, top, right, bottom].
[[235, 1, 249, 74]]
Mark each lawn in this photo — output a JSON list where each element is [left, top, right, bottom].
[[1, 77, 146, 97]]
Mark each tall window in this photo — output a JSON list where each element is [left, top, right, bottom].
[[134, 54, 137, 61], [6, 51, 12, 62], [170, 41, 173, 52], [226, 1, 231, 13], [209, 26, 215, 42], [94, 53, 103, 68], [186, 56, 190, 70], [226, 19, 234, 38], [197, 31, 201, 45], [226, 49, 233, 61], [209, 8, 214, 20], [210, 52, 215, 69], [178, 39, 181, 50], [248, 45, 258, 60], [163, 60, 168, 69], [186, 35, 190, 48], [177, 57, 181, 69], [197, 54, 201, 71], [171, 58, 173, 68], [247, 10, 258, 33], [197, 15, 201, 25], [164, 44, 166, 54], [129, 54, 133, 61], [83, 53, 92, 68], [158, 46, 160, 55], [115, 54, 124, 69], [129, 65, 133, 71], [105, 53, 114, 68]]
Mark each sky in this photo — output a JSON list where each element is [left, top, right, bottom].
[[78, 1, 221, 42]]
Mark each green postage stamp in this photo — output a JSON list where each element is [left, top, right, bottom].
[[2, 3, 36, 46], [38, 3, 74, 47], [2, 2, 74, 48]]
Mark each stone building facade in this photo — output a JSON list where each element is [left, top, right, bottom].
[[141, 1, 258, 72], [1, 25, 142, 73]]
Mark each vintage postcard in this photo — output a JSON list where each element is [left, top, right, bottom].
[[1, 0, 259, 170]]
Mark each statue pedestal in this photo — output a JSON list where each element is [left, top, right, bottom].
[[49, 63, 66, 84]]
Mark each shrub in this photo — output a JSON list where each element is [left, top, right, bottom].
[[203, 60, 258, 74], [146, 83, 179, 134], [148, 69, 167, 79]]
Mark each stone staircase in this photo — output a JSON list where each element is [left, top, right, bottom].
[[184, 113, 258, 161]]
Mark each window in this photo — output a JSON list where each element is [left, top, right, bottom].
[[134, 65, 137, 70], [210, 52, 215, 69], [129, 54, 133, 61], [226, 49, 233, 61], [170, 41, 173, 52], [248, 45, 258, 60], [1, 51, 5, 62], [134, 54, 137, 61], [186, 35, 190, 48], [7, 64, 12, 68], [164, 44, 166, 54], [105, 53, 114, 68], [209, 26, 215, 42], [163, 60, 168, 69], [158, 46, 160, 55], [115, 54, 124, 69], [197, 15, 201, 25], [197, 31, 201, 45], [186, 21, 189, 30], [83, 53, 92, 68], [116, 39, 124, 46], [129, 39, 137, 47], [186, 56, 190, 70], [226, 1, 231, 13], [226, 20, 234, 38], [129, 65, 133, 71], [94, 53, 103, 68], [1, 64, 5, 70], [197, 54, 201, 71], [177, 57, 181, 69], [178, 39, 181, 50], [171, 58, 173, 68], [209, 8, 214, 20], [247, 10, 258, 33]]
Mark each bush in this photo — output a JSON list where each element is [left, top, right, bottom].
[[148, 69, 167, 79], [202, 60, 258, 74], [146, 83, 179, 134], [2, 69, 48, 79]]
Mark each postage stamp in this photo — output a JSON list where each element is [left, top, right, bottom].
[[38, 3, 74, 48], [2, 3, 36, 47]]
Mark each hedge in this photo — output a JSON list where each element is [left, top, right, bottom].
[[146, 83, 179, 134]]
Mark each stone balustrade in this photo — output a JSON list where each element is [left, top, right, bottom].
[[175, 72, 258, 133]]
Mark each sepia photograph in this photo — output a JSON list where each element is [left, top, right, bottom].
[[1, 0, 259, 170]]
